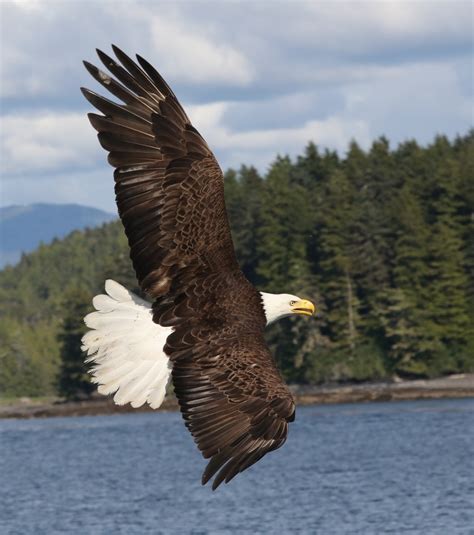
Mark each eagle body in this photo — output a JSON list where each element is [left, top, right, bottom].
[[81, 46, 315, 489]]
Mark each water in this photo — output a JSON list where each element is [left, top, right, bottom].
[[1, 399, 473, 535]]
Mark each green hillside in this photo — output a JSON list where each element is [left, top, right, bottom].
[[1, 132, 473, 397]]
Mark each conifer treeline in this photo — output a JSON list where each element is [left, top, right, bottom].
[[0, 132, 472, 397]]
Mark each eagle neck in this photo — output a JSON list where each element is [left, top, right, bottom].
[[259, 292, 291, 325]]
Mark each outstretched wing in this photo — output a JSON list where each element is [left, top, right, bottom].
[[82, 46, 295, 488], [81, 45, 238, 297], [161, 270, 296, 490]]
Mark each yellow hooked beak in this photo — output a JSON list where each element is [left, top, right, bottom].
[[291, 299, 315, 317]]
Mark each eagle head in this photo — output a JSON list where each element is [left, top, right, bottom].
[[260, 292, 315, 325]]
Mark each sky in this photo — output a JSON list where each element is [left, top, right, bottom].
[[1, 0, 472, 213]]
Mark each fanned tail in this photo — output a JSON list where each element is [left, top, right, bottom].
[[81, 279, 172, 409]]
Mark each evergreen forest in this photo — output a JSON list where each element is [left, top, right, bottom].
[[0, 132, 473, 398]]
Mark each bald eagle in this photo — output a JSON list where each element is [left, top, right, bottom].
[[80, 46, 315, 490]]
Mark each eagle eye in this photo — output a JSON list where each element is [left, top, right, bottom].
[[290, 300, 296, 305]]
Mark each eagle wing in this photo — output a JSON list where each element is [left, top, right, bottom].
[[82, 46, 295, 489], [159, 269, 295, 489], [81, 45, 238, 297]]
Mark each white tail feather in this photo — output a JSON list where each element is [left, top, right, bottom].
[[81, 279, 173, 409]]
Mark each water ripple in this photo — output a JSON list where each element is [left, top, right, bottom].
[[1, 399, 473, 534]]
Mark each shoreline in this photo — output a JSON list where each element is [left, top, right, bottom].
[[1, 373, 473, 420], [290, 373, 474, 405]]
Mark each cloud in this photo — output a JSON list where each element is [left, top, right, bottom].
[[2, 1, 472, 102], [221, 90, 345, 132], [1, 112, 100, 175], [147, 12, 253, 86], [0, 0, 472, 211], [339, 59, 473, 143], [186, 101, 371, 170], [298, 1, 472, 58]]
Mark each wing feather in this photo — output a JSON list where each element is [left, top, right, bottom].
[[163, 271, 295, 489]]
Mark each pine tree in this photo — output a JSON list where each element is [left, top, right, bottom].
[[229, 166, 265, 285], [317, 169, 361, 351], [454, 131, 474, 318], [349, 138, 398, 336], [257, 156, 312, 291], [57, 289, 95, 400], [425, 154, 470, 348], [257, 156, 318, 377], [379, 183, 438, 374], [294, 142, 340, 189]]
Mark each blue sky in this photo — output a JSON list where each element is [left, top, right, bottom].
[[1, 0, 472, 213]]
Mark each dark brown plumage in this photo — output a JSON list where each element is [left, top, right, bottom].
[[82, 46, 295, 489]]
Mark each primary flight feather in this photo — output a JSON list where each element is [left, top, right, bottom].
[[81, 45, 315, 490]]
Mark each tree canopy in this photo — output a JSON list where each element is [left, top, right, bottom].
[[0, 131, 472, 397]]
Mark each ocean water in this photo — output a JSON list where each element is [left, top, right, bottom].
[[1, 399, 473, 535]]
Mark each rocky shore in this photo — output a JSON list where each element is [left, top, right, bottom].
[[290, 373, 474, 404], [1, 373, 473, 419]]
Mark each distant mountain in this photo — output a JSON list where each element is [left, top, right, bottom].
[[0, 203, 116, 267]]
